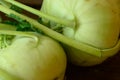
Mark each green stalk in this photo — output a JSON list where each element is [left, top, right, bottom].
[[0, 30, 38, 42], [0, 24, 39, 48], [4, 0, 75, 28], [0, 23, 16, 30], [0, 0, 11, 8], [0, 24, 16, 48], [0, 5, 102, 57]]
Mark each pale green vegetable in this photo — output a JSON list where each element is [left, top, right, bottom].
[[0, 25, 66, 80], [0, 0, 120, 66], [40, 0, 120, 66], [1, 0, 101, 57]]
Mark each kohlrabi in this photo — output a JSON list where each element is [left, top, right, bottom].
[[0, 0, 120, 67], [40, 0, 120, 66], [0, 24, 66, 80]]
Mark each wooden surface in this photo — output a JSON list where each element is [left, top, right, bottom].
[[4, 0, 120, 80]]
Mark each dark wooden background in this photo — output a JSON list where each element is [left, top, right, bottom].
[[4, 0, 120, 80]]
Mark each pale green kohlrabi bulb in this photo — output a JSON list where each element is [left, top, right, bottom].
[[40, 0, 120, 66], [0, 33, 66, 80]]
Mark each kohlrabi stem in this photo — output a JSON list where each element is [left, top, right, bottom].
[[0, 23, 16, 30], [0, 23, 15, 48], [4, 0, 75, 28], [0, 35, 7, 49], [0, 0, 11, 8], [0, 5, 102, 57], [0, 30, 39, 42]]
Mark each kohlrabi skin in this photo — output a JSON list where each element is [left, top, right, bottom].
[[0, 68, 21, 80], [0, 29, 66, 80], [40, 0, 120, 66], [117, 0, 120, 17]]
